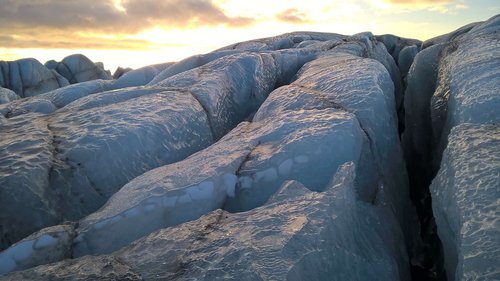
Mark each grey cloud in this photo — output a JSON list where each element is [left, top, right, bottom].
[[0, 0, 253, 34]]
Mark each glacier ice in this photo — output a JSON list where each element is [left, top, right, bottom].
[[1, 18, 499, 280], [0, 224, 75, 274], [0, 163, 410, 281], [428, 15, 499, 281], [0, 88, 19, 105], [0, 59, 69, 98], [0, 50, 318, 250], [431, 124, 499, 281], [47, 54, 112, 84]]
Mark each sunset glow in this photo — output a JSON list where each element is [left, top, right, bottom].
[[0, 0, 498, 72]]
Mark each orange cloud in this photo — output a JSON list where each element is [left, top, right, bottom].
[[0, 0, 254, 49], [275, 8, 311, 24], [0, 0, 253, 33]]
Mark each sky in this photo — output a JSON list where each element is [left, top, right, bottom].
[[0, 0, 498, 72]]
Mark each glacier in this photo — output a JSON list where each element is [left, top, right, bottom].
[[0, 14, 499, 281]]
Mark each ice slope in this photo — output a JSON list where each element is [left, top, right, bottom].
[[430, 16, 500, 167], [254, 52, 417, 248], [0, 51, 317, 250], [0, 163, 410, 281], [402, 14, 500, 280], [2, 30, 422, 278], [0, 59, 69, 98], [430, 124, 499, 281], [426, 15, 499, 281]]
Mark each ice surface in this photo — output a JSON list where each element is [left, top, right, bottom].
[[2, 49, 316, 250], [0, 80, 115, 118], [402, 43, 444, 187], [398, 45, 419, 77], [375, 34, 421, 63], [0, 90, 213, 249], [226, 107, 367, 212], [431, 124, 500, 281], [0, 163, 410, 281], [421, 15, 500, 280], [154, 51, 314, 139], [72, 124, 257, 256], [148, 50, 242, 85], [0, 224, 74, 275], [0, 114, 58, 250], [0, 58, 69, 97], [256, 52, 416, 242], [217, 31, 345, 52], [111, 62, 172, 88], [51, 54, 112, 84], [0, 88, 19, 104], [430, 16, 500, 165]]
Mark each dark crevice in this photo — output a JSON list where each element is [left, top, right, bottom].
[[398, 47, 447, 280]]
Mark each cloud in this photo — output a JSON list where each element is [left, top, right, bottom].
[[0, 34, 177, 50], [0, 0, 253, 49], [0, 0, 252, 33], [275, 8, 311, 24], [381, 0, 451, 4], [379, 0, 466, 13]]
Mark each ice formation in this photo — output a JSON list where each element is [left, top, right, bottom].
[[0, 15, 499, 281], [0, 59, 69, 98], [45, 54, 112, 84]]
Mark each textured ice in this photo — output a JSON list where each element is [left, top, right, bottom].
[[0, 91, 213, 249], [430, 16, 500, 163], [0, 58, 69, 97], [0, 80, 115, 118], [0, 88, 19, 105], [1, 50, 316, 250], [154, 51, 314, 139], [217, 31, 345, 52], [255, 52, 415, 241], [376, 34, 421, 64], [4, 24, 498, 280], [0, 163, 410, 281], [431, 124, 500, 281], [72, 124, 257, 256], [402, 43, 444, 187], [49, 54, 112, 84], [0, 224, 75, 274], [148, 50, 242, 85], [419, 15, 500, 281], [111, 62, 172, 88], [398, 45, 420, 77], [226, 108, 367, 212]]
